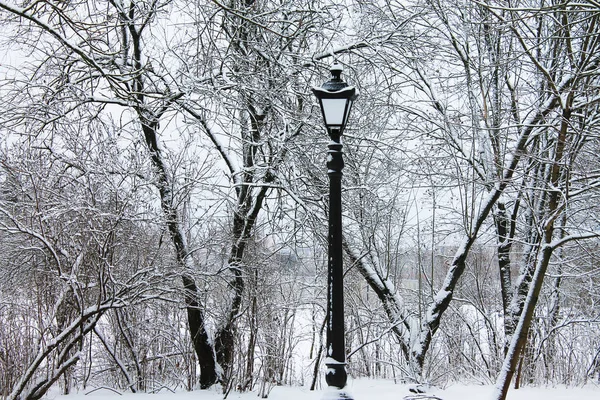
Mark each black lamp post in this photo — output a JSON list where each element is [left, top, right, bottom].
[[312, 63, 357, 397]]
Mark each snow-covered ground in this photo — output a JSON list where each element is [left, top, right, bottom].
[[48, 379, 600, 400]]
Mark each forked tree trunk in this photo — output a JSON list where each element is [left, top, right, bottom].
[[493, 94, 572, 400]]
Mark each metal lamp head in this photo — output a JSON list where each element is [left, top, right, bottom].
[[312, 63, 358, 135]]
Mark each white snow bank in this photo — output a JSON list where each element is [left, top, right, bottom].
[[44, 379, 599, 400]]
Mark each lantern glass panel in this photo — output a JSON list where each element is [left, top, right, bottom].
[[321, 98, 348, 127]]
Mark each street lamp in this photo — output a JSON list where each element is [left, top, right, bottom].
[[312, 63, 357, 398]]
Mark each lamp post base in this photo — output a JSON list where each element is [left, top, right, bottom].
[[323, 360, 352, 400], [325, 362, 347, 389]]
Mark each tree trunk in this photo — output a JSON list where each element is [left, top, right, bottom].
[[493, 92, 572, 400], [140, 119, 217, 388], [494, 201, 514, 333], [241, 269, 258, 391]]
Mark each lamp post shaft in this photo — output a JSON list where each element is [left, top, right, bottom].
[[325, 128, 348, 389], [312, 63, 356, 397]]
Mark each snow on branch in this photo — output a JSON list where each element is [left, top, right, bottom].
[[178, 102, 239, 183], [0, 2, 123, 93]]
